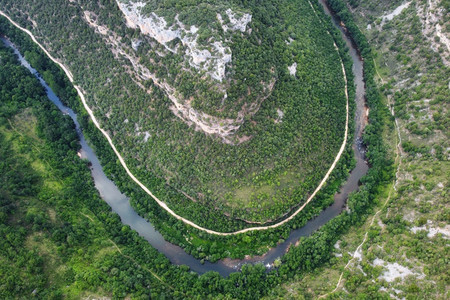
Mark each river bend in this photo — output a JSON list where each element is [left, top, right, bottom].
[[0, 0, 368, 276]]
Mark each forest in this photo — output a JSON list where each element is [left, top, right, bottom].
[[0, 0, 354, 229], [269, 0, 449, 297], [0, 0, 395, 261], [1, 0, 359, 259], [0, 37, 392, 299], [0, 0, 395, 298]]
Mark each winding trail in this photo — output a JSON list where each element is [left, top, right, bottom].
[[318, 60, 403, 299], [0, 8, 349, 235]]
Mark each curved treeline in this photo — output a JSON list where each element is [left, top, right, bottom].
[[0, 44, 175, 298], [0, 0, 352, 228], [0, 0, 394, 298], [279, 0, 395, 288], [0, 0, 360, 260]]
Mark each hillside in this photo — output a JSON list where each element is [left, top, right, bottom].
[[268, 0, 449, 298], [1, 0, 429, 299], [0, 43, 175, 298], [0, 0, 350, 229]]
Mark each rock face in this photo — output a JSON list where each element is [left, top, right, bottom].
[[110, 0, 272, 144], [218, 8, 252, 33], [85, 4, 263, 144], [116, 0, 251, 82], [288, 62, 297, 76]]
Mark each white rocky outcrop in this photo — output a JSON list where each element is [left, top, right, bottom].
[[411, 221, 450, 239], [116, 1, 251, 81], [274, 108, 284, 123], [373, 258, 425, 282], [131, 39, 142, 51], [89, 26, 250, 143], [85, 2, 270, 143], [285, 37, 294, 45], [417, 0, 450, 66], [218, 8, 252, 32], [288, 62, 297, 76], [379, 2, 412, 26]]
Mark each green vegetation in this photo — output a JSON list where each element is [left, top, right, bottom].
[[0, 18, 393, 295], [0, 39, 274, 299], [2, 0, 446, 298], [0, 0, 361, 260], [0, 0, 403, 298], [0, 45, 174, 298], [268, 0, 449, 298], [0, 0, 352, 227]]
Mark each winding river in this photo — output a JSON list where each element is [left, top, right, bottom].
[[1, 0, 368, 277]]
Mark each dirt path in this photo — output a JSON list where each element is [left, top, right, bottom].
[[0, 8, 349, 236], [318, 61, 403, 299]]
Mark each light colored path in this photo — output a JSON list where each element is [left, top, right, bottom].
[[318, 60, 403, 299], [0, 7, 349, 235]]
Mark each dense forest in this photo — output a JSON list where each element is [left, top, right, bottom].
[[269, 0, 449, 297], [0, 0, 363, 260], [0, 32, 393, 297], [0, 0, 395, 298], [0, 0, 354, 228]]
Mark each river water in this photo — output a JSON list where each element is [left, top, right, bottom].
[[0, 0, 368, 277]]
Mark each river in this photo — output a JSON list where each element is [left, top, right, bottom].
[[0, 0, 368, 277]]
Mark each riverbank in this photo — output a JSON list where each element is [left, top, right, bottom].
[[0, 5, 394, 300], [0, 5, 353, 235], [0, 0, 382, 276]]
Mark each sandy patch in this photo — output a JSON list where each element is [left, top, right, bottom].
[[411, 222, 450, 239], [373, 258, 425, 282], [83, 11, 108, 35]]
